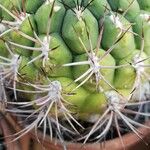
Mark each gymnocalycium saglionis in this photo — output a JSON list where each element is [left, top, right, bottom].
[[0, 0, 150, 148]]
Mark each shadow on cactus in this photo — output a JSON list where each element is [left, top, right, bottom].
[[0, 0, 150, 149]]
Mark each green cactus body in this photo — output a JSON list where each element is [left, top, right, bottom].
[[101, 13, 136, 60], [133, 11, 150, 55], [114, 50, 150, 89], [137, 0, 150, 11], [0, 8, 2, 19], [16, 57, 38, 100], [80, 92, 107, 114], [62, 8, 99, 54], [35, 1, 66, 34], [10, 14, 36, 57], [25, 0, 45, 14], [107, 0, 140, 22], [0, 0, 22, 21], [51, 77, 89, 108], [19, 56, 38, 82], [0, 0, 150, 143], [84, 0, 111, 20], [32, 33, 72, 78], [0, 39, 9, 57], [72, 49, 116, 92], [62, 0, 83, 8]]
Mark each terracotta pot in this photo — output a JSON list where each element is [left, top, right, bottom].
[[30, 122, 150, 150], [0, 113, 31, 150], [2, 113, 150, 150]]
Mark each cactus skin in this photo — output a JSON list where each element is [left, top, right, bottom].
[[114, 50, 149, 89], [101, 13, 136, 60], [62, 8, 99, 54], [0, 39, 9, 57], [72, 49, 116, 92], [107, 0, 140, 22], [50, 77, 89, 108], [84, 0, 111, 20], [0, 0, 150, 144], [0, 0, 22, 20], [137, 0, 150, 11], [133, 11, 150, 55], [25, 0, 45, 14], [80, 92, 107, 114], [33, 33, 73, 78], [10, 15, 36, 57], [35, 1, 66, 34]]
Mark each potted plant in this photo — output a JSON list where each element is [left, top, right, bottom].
[[0, 0, 150, 149]]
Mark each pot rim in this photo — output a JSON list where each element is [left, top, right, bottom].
[[29, 121, 150, 150]]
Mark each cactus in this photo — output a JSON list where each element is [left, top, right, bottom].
[[0, 0, 150, 148]]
